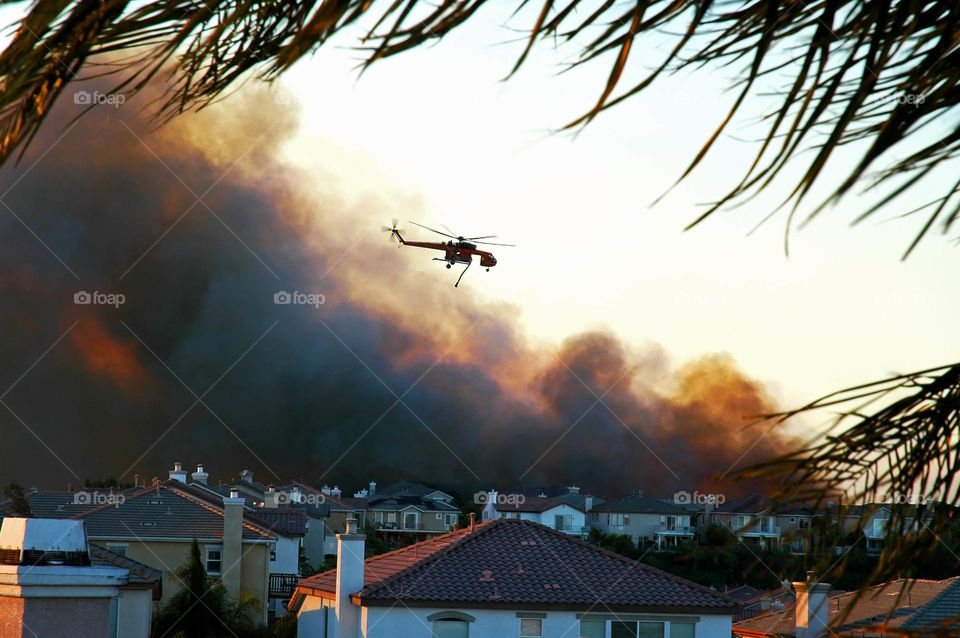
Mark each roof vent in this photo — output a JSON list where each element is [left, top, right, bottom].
[[479, 569, 495, 582]]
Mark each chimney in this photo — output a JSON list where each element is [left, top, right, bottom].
[[240, 469, 253, 484], [169, 461, 187, 483], [567, 485, 580, 494], [585, 495, 594, 512], [290, 486, 303, 504], [191, 464, 209, 485], [336, 517, 365, 638], [469, 512, 476, 532], [134, 473, 140, 488], [321, 485, 332, 495], [331, 485, 342, 498], [265, 485, 278, 508], [794, 572, 831, 638], [369, 481, 377, 496], [221, 489, 244, 596], [481, 490, 498, 522]]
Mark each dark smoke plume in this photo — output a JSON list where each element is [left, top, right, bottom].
[[0, 82, 797, 499]]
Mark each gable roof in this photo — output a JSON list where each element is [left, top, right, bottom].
[[56, 483, 276, 542], [493, 496, 578, 514], [88, 543, 163, 598], [366, 495, 459, 513], [168, 482, 310, 536], [591, 493, 688, 515], [733, 578, 959, 637], [374, 481, 452, 501], [295, 518, 739, 613], [714, 494, 771, 515], [900, 577, 960, 632]]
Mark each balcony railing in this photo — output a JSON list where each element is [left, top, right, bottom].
[[657, 525, 696, 535], [269, 573, 301, 598]]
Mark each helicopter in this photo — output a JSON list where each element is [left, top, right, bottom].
[[382, 219, 514, 287]]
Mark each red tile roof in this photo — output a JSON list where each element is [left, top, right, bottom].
[[296, 524, 475, 600], [733, 578, 958, 637], [295, 518, 739, 613]]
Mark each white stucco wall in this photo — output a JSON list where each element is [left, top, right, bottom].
[[354, 607, 732, 638], [272, 536, 301, 574], [116, 588, 153, 638]]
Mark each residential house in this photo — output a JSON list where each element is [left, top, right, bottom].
[[169, 472, 308, 620], [0, 517, 145, 638], [709, 494, 781, 548], [774, 503, 817, 554], [23, 478, 278, 624], [591, 492, 695, 549], [836, 503, 938, 555], [733, 576, 960, 638], [364, 480, 460, 540], [292, 517, 740, 638], [88, 542, 163, 638], [480, 492, 589, 537]]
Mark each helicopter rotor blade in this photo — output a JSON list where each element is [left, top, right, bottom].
[[464, 235, 497, 241], [409, 220, 458, 240], [473, 240, 515, 247]]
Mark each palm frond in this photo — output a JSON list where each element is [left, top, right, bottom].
[[727, 362, 960, 585], [1, 0, 959, 247]]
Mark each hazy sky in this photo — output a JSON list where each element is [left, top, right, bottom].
[[272, 4, 957, 415], [0, 4, 956, 491]]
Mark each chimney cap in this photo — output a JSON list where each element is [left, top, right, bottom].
[[229, 488, 240, 499], [174, 461, 182, 471]]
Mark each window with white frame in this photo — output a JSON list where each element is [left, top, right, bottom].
[[404, 512, 419, 529], [580, 618, 694, 638], [445, 514, 456, 526], [610, 513, 631, 526], [205, 545, 223, 574]]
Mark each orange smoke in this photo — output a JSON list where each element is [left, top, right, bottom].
[[68, 316, 151, 393]]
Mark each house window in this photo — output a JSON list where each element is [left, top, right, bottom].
[[104, 543, 128, 557], [428, 613, 474, 638], [433, 620, 468, 638], [404, 512, 419, 529], [206, 545, 223, 574], [610, 513, 631, 526], [798, 518, 811, 530], [555, 514, 573, 532], [665, 515, 678, 531], [639, 622, 666, 638], [520, 618, 542, 637], [582, 620, 689, 638], [445, 514, 456, 526]]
